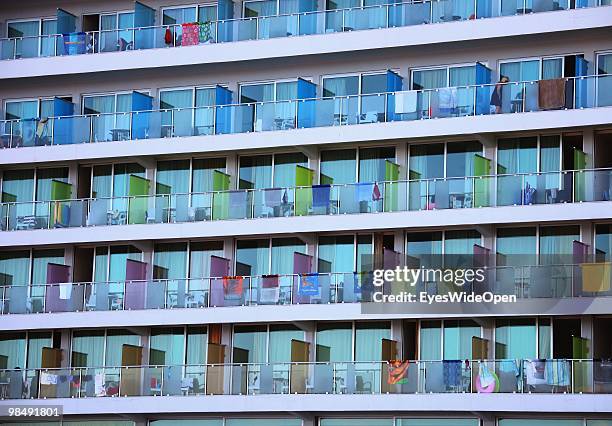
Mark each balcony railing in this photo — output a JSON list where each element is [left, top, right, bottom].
[[1, 168, 610, 232], [0, 359, 609, 399], [1, 74, 611, 149], [1, 0, 607, 61], [1, 262, 610, 315]]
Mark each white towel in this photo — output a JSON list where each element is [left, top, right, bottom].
[[95, 373, 105, 396], [59, 283, 72, 300], [438, 87, 458, 109], [394, 91, 418, 114], [181, 377, 194, 389], [260, 286, 280, 303], [40, 372, 58, 385]]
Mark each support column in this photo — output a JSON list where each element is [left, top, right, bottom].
[[479, 318, 495, 359], [582, 315, 593, 358], [478, 134, 497, 207], [476, 224, 495, 252], [225, 153, 238, 189], [480, 414, 497, 426], [133, 241, 154, 281], [64, 246, 75, 283], [391, 319, 403, 359], [582, 222, 594, 249], [574, 128, 595, 200], [582, 128, 595, 168], [59, 330, 71, 368], [395, 142, 408, 181], [67, 162, 79, 190], [393, 231, 405, 254], [223, 237, 235, 275]]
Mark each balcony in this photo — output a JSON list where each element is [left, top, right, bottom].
[[1, 262, 610, 316], [1, 75, 611, 151], [0, 359, 609, 400], [0, 0, 606, 62], [1, 169, 610, 233]]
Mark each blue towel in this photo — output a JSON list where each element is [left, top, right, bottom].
[[443, 360, 462, 387], [355, 182, 373, 202], [546, 359, 570, 386], [62, 32, 86, 55], [312, 184, 331, 208]]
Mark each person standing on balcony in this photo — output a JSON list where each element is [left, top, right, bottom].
[[490, 75, 510, 114]]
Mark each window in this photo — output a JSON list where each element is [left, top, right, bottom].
[[595, 224, 612, 261], [105, 329, 140, 366], [411, 65, 476, 90], [93, 245, 143, 282], [496, 227, 537, 266], [358, 147, 395, 182], [72, 330, 105, 367], [406, 230, 480, 270], [238, 153, 307, 189], [239, 80, 297, 103], [1, 167, 69, 219], [0, 332, 26, 369], [154, 243, 188, 279], [159, 87, 216, 137], [495, 318, 537, 359], [321, 420, 392, 426], [226, 420, 301, 426], [151, 421, 223, 426], [150, 327, 186, 365], [236, 237, 307, 276], [6, 18, 57, 58], [397, 419, 479, 426], [4, 98, 54, 120], [539, 225, 580, 264], [323, 72, 387, 97], [498, 421, 582, 426], [444, 229, 482, 255], [318, 235, 357, 273], [316, 322, 352, 362], [315, 321, 390, 362], [0, 251, 30, 287], [499, 55, 584, 82], [408, 141, 483, 179], [596, 52, 612, 106], [156, 160, 190, 195], [409, 144, 444, 180], [406, 232, 443, 258], [355, 322, 390, 361], [83, 93, 133, 142], [189, 241, 225, 278], [232, 324, 304, 363], [320, 149, 357, 184], [419, 320, 480, 360], [99, 12, 135, 51]]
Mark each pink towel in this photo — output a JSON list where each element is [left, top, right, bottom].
[[181, 23, 199, 46]]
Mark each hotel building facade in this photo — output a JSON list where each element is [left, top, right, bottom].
[[0, 0, 611, 425]]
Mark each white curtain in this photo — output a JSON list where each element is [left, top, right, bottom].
[[71, 331, 105, 367], [268, 326, 303, 363], [320, 149, 356, 184], [153, 243, 188, 279], [271, 238, 306, 274], [26, 332, 52, 368], [239, 155, 272, 189], [273, 153, 307, 187], [495, 319, 536, 359], [0, 333, 26, 368]]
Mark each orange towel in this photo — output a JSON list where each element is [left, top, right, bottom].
[[538, 78, 566, 110], [581, 263, 611, 293]]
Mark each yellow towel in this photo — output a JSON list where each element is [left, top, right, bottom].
[[581, 263, 611, 292]]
